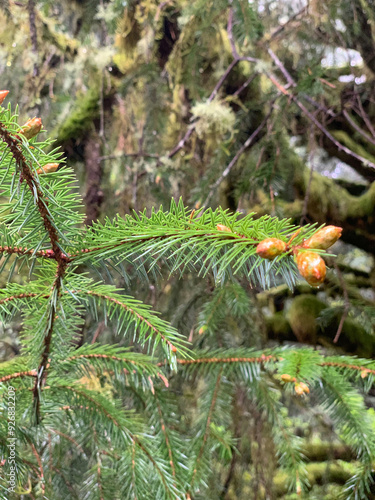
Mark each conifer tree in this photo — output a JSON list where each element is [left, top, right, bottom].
[[0, 92, 374, 500]]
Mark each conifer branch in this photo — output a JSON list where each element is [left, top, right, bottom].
[[155, 396, 176, 479], [29, 442, 45, 494], [0, 122, 65, 262], [266, 50, 375, 171], [190, 368, 223, 491], [169, 354, 275, 366], [0, 370, 37, 383], [76, 290, 179, 354], [48, 428, 85, 455], [0, 292, 38, 305], [57, 385, 176, 495]]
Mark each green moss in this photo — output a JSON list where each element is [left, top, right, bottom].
[[54, 86, 100, 144], [287, 295, 326, 344], [332, 130, 375, 165], [274, 460, 357, 496], [266, 311, 293, 341]]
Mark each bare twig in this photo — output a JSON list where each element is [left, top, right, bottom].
[[356, 94, 375, 138], [266, 52, 375, 170], [100, 152, 159, 161], [233, 72, 259, 97], [268, 49, 296, 88], [202, 101, 277, 207], [166, 59, 240, 161], [267, 6, 308, 42], [166, 5, 259, 162], [343, 109, 375, 147]]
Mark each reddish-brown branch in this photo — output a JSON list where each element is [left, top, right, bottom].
[[0, 370, 37, 383], [0, 124, 65, 262], [168, 355, 275, 367], [0, 292, 39, 305], [33, 261, 67, 419], [0, 246, 55, 259], [66, 352, 145, 369]]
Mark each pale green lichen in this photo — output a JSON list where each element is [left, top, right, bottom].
[[191, 98, 236, 139]]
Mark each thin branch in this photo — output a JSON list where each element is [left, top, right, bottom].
[[169, 355, 275, 367], [265, 53, 375, 170], [0, 292, 38, 305], [342, 109, 375, 147], [232, 72, 259, 97], [267, 49, 296, 88], [356, 94, 375, 138], [0, 370, 37, 383], [202, 103, 276, 207], [227, 3, 240, 60], [99, 153, 160, 162], [29, 442, 45, 495], [49, 428, 85, 455], [0, 124, 64, 260], [166, 59, 239, 161], [76, 290, 178, 353], [164, 5, 259, 162], [267, 6, 308, 42], [66, 352, 147, 369], [155, 395, 176, 479]]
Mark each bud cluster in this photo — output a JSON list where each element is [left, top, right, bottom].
[[255, 226, 342, 288], [280, 374, 310, 396]]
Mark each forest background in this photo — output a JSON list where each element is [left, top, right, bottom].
[[0, 0, 375, 498]]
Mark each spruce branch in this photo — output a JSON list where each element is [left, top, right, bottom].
[[189, 368, 223, 492], [0, 371, 37, 383]]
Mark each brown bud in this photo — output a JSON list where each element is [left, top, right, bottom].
[[294, 383, 305, 396], [303, 226, 342, 250], [281, 374, 296, 383], [296, 251, 326, 287], [360, 369, 370, 379], [36, 163, 59, 175], [198, 325, 207, 335], [0, 90, 9, 105], [20, 117, 42, 140], [216, 224, 232, 232], [299, 382, 310, 394], [256, 238, 287, 260]]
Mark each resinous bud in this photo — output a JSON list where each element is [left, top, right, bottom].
[[216, 224, 232, 232], [0, 90, 9, 105], [303, 226, 342, 250], [256, 238, 287, 260], [296, 251, 326, 287], [20, 117, 42, 139], [36, 163, 59, 175]]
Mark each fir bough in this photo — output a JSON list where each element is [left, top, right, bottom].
[[0, 96, 373, 499]]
